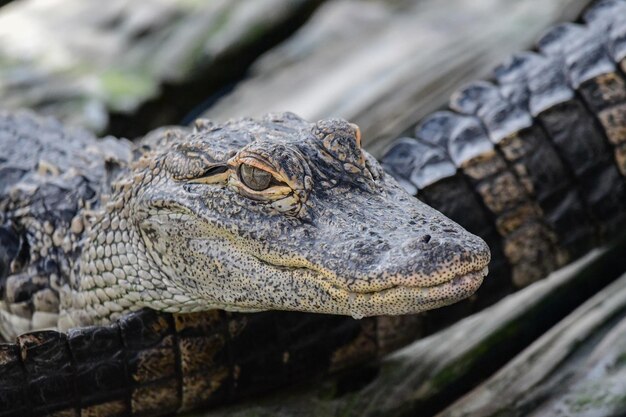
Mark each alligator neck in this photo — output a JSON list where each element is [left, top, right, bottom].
[[58, 171, 205, 330]]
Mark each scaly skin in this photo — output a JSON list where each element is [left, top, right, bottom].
[[0, 111, 489, 340], [3, 2, 626, 416]]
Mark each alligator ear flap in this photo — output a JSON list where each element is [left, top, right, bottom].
[[313, 119, 365, 170]]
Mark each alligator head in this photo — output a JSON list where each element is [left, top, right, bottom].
[[63, 113, 489, 328]]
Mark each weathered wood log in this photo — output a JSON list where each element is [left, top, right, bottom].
[[1, 1, 620, 416], [190, 237, 626, 417], [0, 0, 323, 135], [202, 0, 592, 157], [439, 264, 626, 417]]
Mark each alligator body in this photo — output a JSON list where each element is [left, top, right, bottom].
[[0, 111, 491, 337], [0, 109, 489, 416], [2, 1, 626, 416], [385, 0, 626, 299]]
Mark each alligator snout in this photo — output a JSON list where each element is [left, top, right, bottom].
[[337, 231, 490, 318], [300, 181, 491, 318]]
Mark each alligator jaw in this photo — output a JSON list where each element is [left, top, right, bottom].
[[181, 264, 489, 319], [290, 263, 489, 319], [339, 266, 488, 319]]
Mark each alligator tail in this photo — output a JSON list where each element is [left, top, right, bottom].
[[0, 308, 419, 417], [383, 0, 626, 308]]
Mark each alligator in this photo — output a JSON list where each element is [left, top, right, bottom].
[[0, 108, 493, 416], [2, 0, 626, 416]]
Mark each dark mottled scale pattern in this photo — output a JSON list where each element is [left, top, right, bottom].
[[412, 111, 558, 287], [535, 23, 626, 237], [535, 92, 621, 233], [452, 79, 594, 263], [17, 331, 78, 416], [67, 324, 130, 416], [119, 309, 180, 417], [0, 344, 28, 417], [570, 13, 626, 147], [450, 81, 574, 265], [381, 138, 512, 310], [585, 3, 626, 175], [0, 225, 19, 282], [543, 23, 626, 147], [0, 309, 393, 417], [173, 310, 231, 411], [3, 4, 626, 417], [0, 111, 131, 339], [502, 57, 603, 184], [493, 52, 625, 242]]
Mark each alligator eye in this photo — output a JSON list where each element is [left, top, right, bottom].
[[239, 164, 273, 191]]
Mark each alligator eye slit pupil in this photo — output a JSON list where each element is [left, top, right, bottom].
[[239, 164, 273, 191]]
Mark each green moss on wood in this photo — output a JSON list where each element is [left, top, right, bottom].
[[99, 69, 156, 111], [426, 319, 521, 394]]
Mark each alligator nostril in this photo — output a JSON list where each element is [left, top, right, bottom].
[[421, 234, 431, 244]]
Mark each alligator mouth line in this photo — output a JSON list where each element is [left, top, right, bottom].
[[346, 265, 489, 296], [245, 249, 488, 317], [337, 266, 489, 318]]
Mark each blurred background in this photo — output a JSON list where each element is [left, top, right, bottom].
[[0, 0, 590, 156]]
